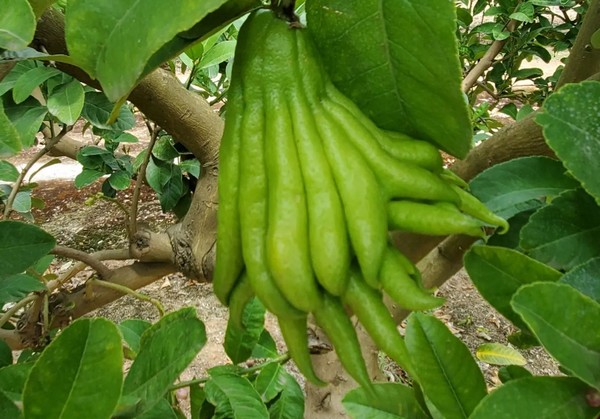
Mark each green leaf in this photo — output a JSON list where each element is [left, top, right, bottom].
[[0, 161, 19, 182], [122, 308, 206, 415], [0, 273, 45, 304], [178, 159, 201, 178], [251, 330, 279, 359], [224, 297, 265, 364], [205, 370, 269, 419], [47, 78, 85, 125], [136, 398, 178, 419], [536, 81, 600, 204], [509, 11, 533, 22], [0, 61, 35, 96], [0, 0, 36, 50], [12, 190, 31, 213], [0, 221, 55, 275], [145, 157, 172, 191], [520, 189, 600, 271], [464, 245, 561, 330], [81, 91, 135, 131], [343, 383, 428, 419], [497, 365, 532, 384], [157, 168, 184, 212], [0, 389, 20, 418], [592, 28, 600, 49], [268, 370, 305, 419], [23, 318, 123, 419], [476, 343, 526, 366], [74, 168, 104, 189], [487, 210, 535, 251], [0, 101, 22, 157], [253, 363, 285, 403], [2, 97, 48, 148], [0, 341, 11, 369], [152, 136, 180, 161], [32, 254, 54, 275], [470, 377, 600, 418], [405, 313, 487, 418], [113, 132, 138, 143], [469, 156, 579, 219], [512, 282, 600, 390], [560, 257, 600, 303], [65, 0, 230, 101], [0, 362, 33, 401], [198, 40, 236, 70], [108, 170, 131, 190], [118, 319, 151, 355], [306, 0, 471, 158], [12, 66, 61, 104]]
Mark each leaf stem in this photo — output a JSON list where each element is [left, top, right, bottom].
[[90, 278, 165, 317], [169, 353, 291, 390]]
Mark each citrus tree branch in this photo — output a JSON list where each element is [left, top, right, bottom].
[[462, 19, 519, 92], [51, 245, 113, 279]]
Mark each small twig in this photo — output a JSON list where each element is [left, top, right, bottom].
[[90, 278, 165, 317], [130, 124, 160, 236], [51, 245, 113, 280], [3, 127, 68, 218], [47, 248, 131, 292], [0, 295, 38, 329], [98, 194, 131, 226], [169, 353, 292, 391]]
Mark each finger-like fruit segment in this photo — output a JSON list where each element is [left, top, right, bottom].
[[380, 246, 445, 311], [278, 316, 326, 386], [343, 268, 415, 377], [264, 91, 323, 312], [388, 201, 486, 237], [313, 293, 374, 393]]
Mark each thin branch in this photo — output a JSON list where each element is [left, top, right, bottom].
[[3, 127, 68, 218], [170, 353, 291, 390], [90, 278, 165, 317], [47, 248, 131, 292], [130, 124, 160, 236], [51, 245, 113, 279], [462, 19, 519, 92], [0, 295, 38, 329]]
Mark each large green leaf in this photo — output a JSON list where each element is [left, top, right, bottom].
[[118, 319, 151, 355], [253, 363, 285, 403], [469, 157, 579, 219], [12, 66, 61, 104], [122, 308, 206, 415], [470, 377, 600, 419], [65, 0, 229, 101], [464, 245, 561, 330], [342, 383, 428, 419], [306, 0, 471, 158], [0, 273, 46, 305], [47, 78, 85, 125], [23, 318, 123, 419], [0, 61, 35, 96], [198, 40, 236, 70], [224, 297, 265, 364], [0, 101, 21, 158], [536, 81, 600, 204], [81, 91, 135, 131], [0, 0, 36, 51], [512, 282, 600, 390], [560, 257, 600, 303], [0, 221, 55, 275], [405, 313, 487, 418], [0, 389, 20, 419], [266, 370, 304, 419], [0, 362, 33, 401], [520, 189, 600, 271], [204, 369, 269, 418], [2, 96, 48, 148]]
